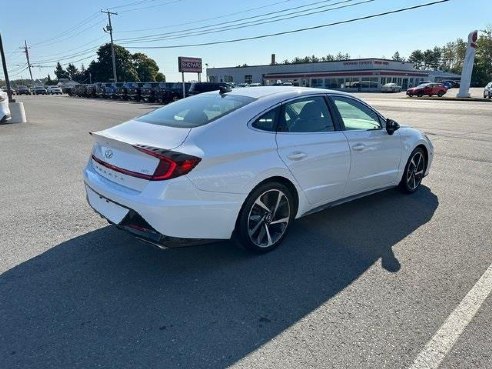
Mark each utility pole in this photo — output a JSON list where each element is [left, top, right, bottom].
[[102, 9, 118, 82], [20, 40, 33, 85]]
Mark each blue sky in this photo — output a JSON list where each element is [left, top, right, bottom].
[[1, 0, 491, 82]]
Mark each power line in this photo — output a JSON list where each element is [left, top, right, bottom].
[[117, 0, 373, 44], [117, 0, 183, 14], [119, 0, 295, 34], [31, 11, 103, 47], [123, 0, 451, 49], [31, 36, 106, 63], [108, 0, 161, 10]]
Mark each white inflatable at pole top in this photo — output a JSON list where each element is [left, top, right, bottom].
[[457, 30, 478, 98]]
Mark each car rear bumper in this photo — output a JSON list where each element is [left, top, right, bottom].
[[83, 161, 245, 242]]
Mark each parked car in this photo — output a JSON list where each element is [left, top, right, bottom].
[[406, 83, 447, 97], [46, 86, 63, 95], [72, 84, 88, 97], [94, 83, 106, 98], [140, 82, 160, 102], [187, 82, 230, 96], [483, 82, 492, 99], [381, 83, 402, 92], [0, 90, 11, 123], [116, 82, 133, 100], [85, 84, 98, 98], [84, 86, 433, 253], [1, 86, 16, 95], [32, 86, 47, 95], [441, 80, 460, 89], [105, 82, 123, 99], [16, 86, 31, 95], [127, 82, 145, 101]]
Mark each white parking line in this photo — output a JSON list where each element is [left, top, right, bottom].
[[409, 263, 492, 369]]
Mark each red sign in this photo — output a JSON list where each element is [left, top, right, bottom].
[[178, 57, 202, 73]]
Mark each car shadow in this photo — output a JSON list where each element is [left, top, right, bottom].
[[0, 187, 438, 368]]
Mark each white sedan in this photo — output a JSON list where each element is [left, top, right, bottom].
[[84, 86, 433, 253], [0, 90, 11, 123], [381, 83, 402, 92]]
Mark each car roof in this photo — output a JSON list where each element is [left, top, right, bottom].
[[209, 86, 350, 100]]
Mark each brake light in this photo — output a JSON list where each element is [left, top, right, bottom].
[[133, 145, 201, 180], [91, 145, 200, 181]]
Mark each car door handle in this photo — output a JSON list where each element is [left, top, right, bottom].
[[352, 143, 366, 151], [287, 152, 307, 161]]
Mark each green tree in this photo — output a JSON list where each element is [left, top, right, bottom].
[[392, 51, 405, 62], [54, 62, 68, 79], [473, 27, 492, 85], [408, 50, 424, 69], [132, 52, 160, 81], [66, 63, 78, 80], [87, 43, 139, 82], [155, 72, 166, 82]]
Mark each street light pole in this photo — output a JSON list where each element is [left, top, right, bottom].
[[102, 9, 118, 82], [0, 33, 14, 102]]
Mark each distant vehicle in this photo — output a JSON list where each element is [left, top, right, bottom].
[[406, 83, 447, 97], [441, 80, 460, 89], [483, 82, 492, 99], [0, 90, 11, 123], [187, 82, 229, 96], [85, 84, 97, 98], [16, 86, 31, 95], [32, 86, 47, 95], [381, 83, 402, 93], [249, 83, 262, 87], [140, 82, 160, 102], [1, 86, 16, 95], [116, 82, 133, 100], [236, 83, 249, 88], [46, 86, 63, 95], [105, 83, 123, 99], [127, 82, 145, 101], [157, 82, 191, 103]]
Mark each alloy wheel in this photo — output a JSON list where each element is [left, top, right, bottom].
[[247, 189, 291, 248], [406, 151, 425, 191]]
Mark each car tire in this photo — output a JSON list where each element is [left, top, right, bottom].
[[438, 91, 444, 97], [399, 147, 426, 194], [235, 181, 295, 253]]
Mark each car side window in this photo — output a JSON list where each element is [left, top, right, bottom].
[[281, 96, 335, 133], [331, 96, 381, 131], [252, 108, 278, 132]]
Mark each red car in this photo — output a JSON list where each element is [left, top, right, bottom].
[[407, 83, 447, 97]]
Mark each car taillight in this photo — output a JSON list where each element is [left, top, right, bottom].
[[133, 145, 201, 180]]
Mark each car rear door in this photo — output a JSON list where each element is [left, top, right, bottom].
[[275, 95, 350, 206], [329, 95, 402, 196]]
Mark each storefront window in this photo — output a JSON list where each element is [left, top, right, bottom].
[[244, 75, 253, 84], [311, 78, 324, 88]]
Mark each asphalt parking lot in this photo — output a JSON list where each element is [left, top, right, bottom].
[[1, 90, 491, 369]]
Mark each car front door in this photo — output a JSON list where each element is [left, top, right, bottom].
[[329, 95, 402, 196], [274, 95, 350, 206]]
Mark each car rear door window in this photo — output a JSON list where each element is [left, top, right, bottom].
[[281, 96, 335, 133], [331, 96, 382, 131]]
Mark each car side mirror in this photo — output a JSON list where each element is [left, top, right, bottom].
[[386, 118, 400, 135]]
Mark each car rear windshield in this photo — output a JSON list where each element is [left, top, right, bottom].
[[136, 93, 255, 128]]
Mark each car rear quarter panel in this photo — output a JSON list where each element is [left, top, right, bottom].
[[182, 104, 309, 217]]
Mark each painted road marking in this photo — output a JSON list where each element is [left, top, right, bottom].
[[409, 263, 492, 369]]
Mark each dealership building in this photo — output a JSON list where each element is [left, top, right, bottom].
[[207, 58, 458, 91]]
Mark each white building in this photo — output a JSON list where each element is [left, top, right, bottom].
[[207, 58, 435, 91]]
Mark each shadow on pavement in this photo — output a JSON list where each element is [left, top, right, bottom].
[[0, 187, 438, 369]]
